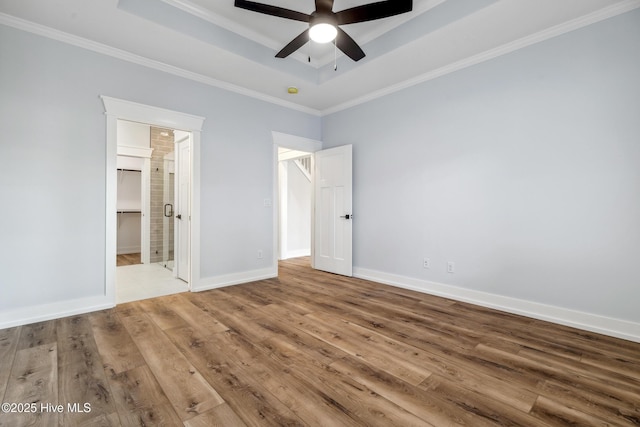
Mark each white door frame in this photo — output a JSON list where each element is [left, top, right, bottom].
[[271, 131, 322, 275], [102, 96, 204, 303], [175, 137, 191, 282]]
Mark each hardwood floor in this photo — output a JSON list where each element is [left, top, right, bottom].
[[1, 257, 639, 426], [116, 253, 141, 267]]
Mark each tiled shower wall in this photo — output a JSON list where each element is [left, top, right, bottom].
[[150, 127, 175, 263]]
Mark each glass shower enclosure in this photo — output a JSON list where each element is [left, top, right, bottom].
[[150, 128, 175, 271]]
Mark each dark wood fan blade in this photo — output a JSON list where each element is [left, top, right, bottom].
[[336, 28, 365, 62], [234, 0, 310, 22], [336, 0, 412, 25], [315, 0, 334, 13], [276, 29, 310, 58]]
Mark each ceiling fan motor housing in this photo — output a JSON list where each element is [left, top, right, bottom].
[[310, 11, 337, 28]]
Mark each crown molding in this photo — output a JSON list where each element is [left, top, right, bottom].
[[0, 12, 322, 117], [2, 0, 638, 118], [160, 0, 283, 52], [159, 0, 316, 67], [321, 0, 640, 116]]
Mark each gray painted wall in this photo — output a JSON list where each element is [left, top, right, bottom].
[[0, 24, 321, 312], [322, 10, 640, 323]]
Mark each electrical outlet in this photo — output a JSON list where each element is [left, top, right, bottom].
[[423, 258, 431, 269], [257, 250, 263, 259], [447, 261, 455, 273]]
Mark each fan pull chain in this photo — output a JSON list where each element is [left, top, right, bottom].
[[334, 39, 338, 71]]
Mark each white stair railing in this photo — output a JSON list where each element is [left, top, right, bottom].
[[294, 156, 311, 181]]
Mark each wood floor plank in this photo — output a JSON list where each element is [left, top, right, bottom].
[[537, 379, 640, 426], [16, 321, 57, 350], [74, 412, 121, 426], [137, 297, 190, 331], [185, 293, 276, 344], [1, 258, 640, 426], [261, 348, 433, 427], [0, 326, 20, 401], [242, 354, 365, 426], [88, 309, 146, 375], [526, 316, 640, 361], [56, 315, 117, 427], [258, 320, 350, 368], [475, 343, 640, 414], [295, 311, 432, 385], [246, 328, 432, 426], [0, 343, 58, 427], [276, 275, 486, 350], [293, 292, 540, 404], [119, 314, 225, 421], [113, 301, 145, 318], [208, 293, 351, 367], [419, 374, 553, 427], [312, 310, 539, 413], [579, 351, 640, 381], [116, 253, 140, 266], [515, 345, 640, 393], [204, 329, 365, 426], [330, 356, 465, 427], [530, 395, 618, 427], [151, 293, 228, 336], [107, 365, 183, 426], [184, 403, 248, 427], [164, 326, 307, 427]]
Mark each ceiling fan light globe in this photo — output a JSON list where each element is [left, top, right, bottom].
[[309, 23, 337, 43]]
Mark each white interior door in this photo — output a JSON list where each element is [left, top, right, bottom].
[[176, 138, 190, 282], [313, 144, 352, 276]]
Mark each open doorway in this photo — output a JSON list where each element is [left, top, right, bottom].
[[115, 120, 190, 303], [273, 132, 353, 277], [102, 96, 204, 306], [278, 147, 312, 261], [273, 131, 322, 275]]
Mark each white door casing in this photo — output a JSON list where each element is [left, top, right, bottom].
[[102, 96, 204, 302], [271, 131, 323, 275], [176, 137, 191, 282], [313, 145, 353, 277]]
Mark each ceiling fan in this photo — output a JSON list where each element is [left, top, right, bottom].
[[234, 0, 413, 62]]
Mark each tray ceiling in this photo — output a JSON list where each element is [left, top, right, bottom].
[[0, 0, 637, 114]]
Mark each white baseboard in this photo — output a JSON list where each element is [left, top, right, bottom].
[[193, 267, 277, 292], [0, 267, 276, 329], [0, 295, 115, 329], [353, 267, 640, 343], [117, 246, 141, 255]]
